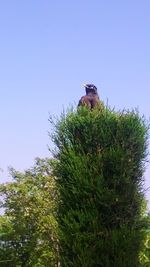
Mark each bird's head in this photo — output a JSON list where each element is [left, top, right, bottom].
[[83, 83, 98, 95]]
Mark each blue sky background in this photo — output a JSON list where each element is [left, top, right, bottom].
[[0, 1, 150, 206]]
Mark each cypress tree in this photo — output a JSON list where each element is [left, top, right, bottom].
[[51, 103, 149, 267]]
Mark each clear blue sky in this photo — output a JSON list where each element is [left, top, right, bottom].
[[0, 1, 150, 205]]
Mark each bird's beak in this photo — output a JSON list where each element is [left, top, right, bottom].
[[82, 83, 87, 88]]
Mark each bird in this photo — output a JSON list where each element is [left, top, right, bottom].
[[78, 83, 100, 109]]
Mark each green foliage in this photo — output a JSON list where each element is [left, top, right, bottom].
[[51, 105, 149, 267], [139, 214, 150, 267], [0, 158, 59, 267]]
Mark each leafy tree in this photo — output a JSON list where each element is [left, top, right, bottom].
[[0, 158, 59, 267], [51, 105, 149, 267], [139, 212, 150, 267]]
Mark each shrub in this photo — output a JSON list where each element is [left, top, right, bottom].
[[51, 104, 149, 267]]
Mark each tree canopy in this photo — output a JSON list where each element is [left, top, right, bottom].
[[0, 105, 149, 267], [0, 158, 59, 267]]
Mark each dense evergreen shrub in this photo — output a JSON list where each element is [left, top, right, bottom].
[[51, 104, 149, 267]]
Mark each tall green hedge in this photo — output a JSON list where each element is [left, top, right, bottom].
[[51, 104, 149, 267]]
